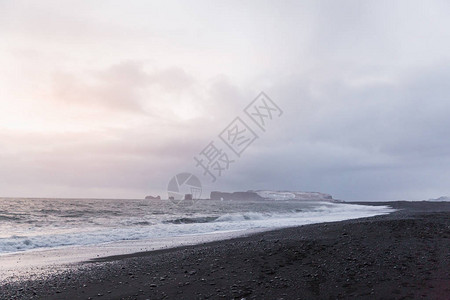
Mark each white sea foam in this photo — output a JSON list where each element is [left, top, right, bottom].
[[0, 200, 394, 254]]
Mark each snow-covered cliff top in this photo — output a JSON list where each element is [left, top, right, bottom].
[[428, 196, 450, 202], [253, 190, 333, 201]]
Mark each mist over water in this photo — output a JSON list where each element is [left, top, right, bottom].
[[0, 198, 394, 254]]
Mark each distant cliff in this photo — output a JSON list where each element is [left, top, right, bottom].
[[210, 190, 333, 201], [428, 196, 450, 202], [210, 191, 264, 201]]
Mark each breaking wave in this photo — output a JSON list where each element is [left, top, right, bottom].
[[0, 201, 395, 254]]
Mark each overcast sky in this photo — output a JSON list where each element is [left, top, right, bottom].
[[1, 0, 449, 200]]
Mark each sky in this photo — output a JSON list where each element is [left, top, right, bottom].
[[1, 0, 450, 200]]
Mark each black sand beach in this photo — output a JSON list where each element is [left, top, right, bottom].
[[1, 201, 449, 300]]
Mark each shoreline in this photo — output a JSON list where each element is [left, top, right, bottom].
[[0, 229, 260, 282], [1, 201, 449, 299], [0, 201, 394, 279]]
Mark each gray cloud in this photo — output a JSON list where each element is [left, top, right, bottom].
[[1, 0, 450, 200], [210, 63, 450, 200]]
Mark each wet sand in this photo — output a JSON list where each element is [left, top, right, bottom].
[[1, 201, 449, 299]]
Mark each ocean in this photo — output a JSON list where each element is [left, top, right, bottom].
[[0, 198, 394, 256]]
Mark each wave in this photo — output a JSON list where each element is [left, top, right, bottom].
[[164, 216, 218, 224], [214, 212, 270, 222], [0, 203, 395, 254], [165, 212, 287, 224], [0, 214, 22, 221]]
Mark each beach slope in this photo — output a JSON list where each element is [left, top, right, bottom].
[[1, 201, 449, 299]]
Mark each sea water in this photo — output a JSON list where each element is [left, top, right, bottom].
[[0, 198, 394, 255]]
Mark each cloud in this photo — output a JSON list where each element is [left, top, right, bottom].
[[0, 68, 249, 198], [1, 0, 450, 200], [51, 62, 182, 113], [49, 62, 232, 119], [209, 62, 450, 200]]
